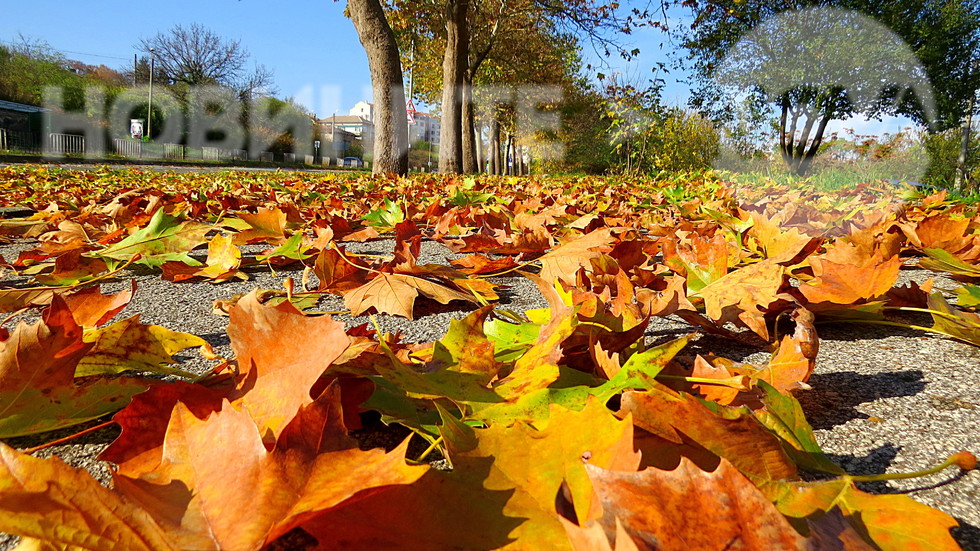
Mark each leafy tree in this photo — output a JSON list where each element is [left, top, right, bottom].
[[346, 0, 410, 174], [684, 0, 980, 176]]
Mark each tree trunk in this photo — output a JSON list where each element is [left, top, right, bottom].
[[475, 118, 484, 172], [461, 77, 477, 173], [489, 116, 500, 174], [956, 92, 975, 192], [438, 0, 469, 174], [348, 0, 408, 175]]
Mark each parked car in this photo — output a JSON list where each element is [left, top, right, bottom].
[[343, 156, 363, 168]]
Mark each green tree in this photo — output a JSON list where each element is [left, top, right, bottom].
[[684, 0, 980, 176]]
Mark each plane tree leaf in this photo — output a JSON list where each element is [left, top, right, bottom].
[[227, 290, 352, 442], [772, 477, 961, 551], [0, 443, 192, 551], [75, 316, 207, 377], [561, 458, 814, 550], [0, 296, 151, 438], [96, 208, 210, 268]]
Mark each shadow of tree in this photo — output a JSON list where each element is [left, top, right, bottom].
[[796, 370, 926, 429]]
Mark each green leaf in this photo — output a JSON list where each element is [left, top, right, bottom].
[[771, 478, 960, 551], [926, 292, 980, 345], [0, 379, 151, 438], [97, 209, 210, 268], [485, 316, 542, 363], [753, 381, 844, 475], [919, 248, 980, 278], [255, 232, 312, 263], [361, 198, 405, 232], [953, 283, 980, 308]]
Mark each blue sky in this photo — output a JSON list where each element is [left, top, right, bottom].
[[0, 0, 689, 117], [0, 0, 915, 142]]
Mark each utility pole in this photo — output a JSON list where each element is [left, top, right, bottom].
[[146, 48, 155, 141]]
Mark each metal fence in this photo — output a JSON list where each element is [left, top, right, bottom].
[[113, 139, 142, 158], [0, 128, 41, 153], [48, 133, 85, 155], [163, 143, 185, 159], [203, 147, 247, 161]]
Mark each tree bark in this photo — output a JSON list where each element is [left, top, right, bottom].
[[461, 77, 477, 173], [438, 0, 469, 174], [348, 0, 408, 175]]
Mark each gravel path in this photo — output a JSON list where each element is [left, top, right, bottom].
[[0, 238, 977, 550]]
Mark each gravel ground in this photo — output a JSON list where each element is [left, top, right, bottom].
[[0, 238, 978, 550]]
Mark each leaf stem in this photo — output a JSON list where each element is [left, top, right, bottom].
[[20, 420, 117, 455], [848, 452, 976, 482], [415, 435, 444, 463]]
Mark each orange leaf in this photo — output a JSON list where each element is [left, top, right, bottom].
[[0, 443, 193, 551], [563, 458, 810, 550], [343, 272, 480, 319], [801, 252, 902, 306], [696, 259, 784, 339], [227, 290, 351, 442]]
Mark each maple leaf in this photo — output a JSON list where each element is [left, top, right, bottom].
[[226, 207, 288, 244], [97, 208, 210, 268], [161, 233, 246, 283], [661, 231, 729, 293], [619, 386, 798, 484], [448, 398, 639, 548], [110, 399, 427, 551], [772, 477, 961, 550], [561, 458, 813, 550], [32, 249, 108, 286], [312, 245, 368, 293], [75, 315, 207, 377], [695, 259, 785, 339], [62, 281, 135, 327], [538, 228, 616, 286], [924, 292, 980, 345], [0, 296, 151, 437], [0, 442, 192, 551], [343, 272, 484, 319], [361, 198, 406, 232], [919, 247, 980, 279], [227, 290, 352, 442], [800, 252, 902, 306]]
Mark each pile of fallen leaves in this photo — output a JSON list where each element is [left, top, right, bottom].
[[0, 165, 978, 550]]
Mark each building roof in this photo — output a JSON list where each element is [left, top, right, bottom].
[[0, 99, 48, 113], [317, 115, 372, 125]]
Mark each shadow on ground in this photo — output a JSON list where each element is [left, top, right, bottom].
[[796, 370, 926, 429]]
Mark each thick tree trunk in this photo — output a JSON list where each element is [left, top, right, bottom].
[[348, 0, 408, 175], [438, 0, 469, 174], [461, 78, 477, 173]]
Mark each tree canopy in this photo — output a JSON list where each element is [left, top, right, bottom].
[[683, 0, 980, 175]]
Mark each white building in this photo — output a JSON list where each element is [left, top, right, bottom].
[[349, 101, 440, 146]]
